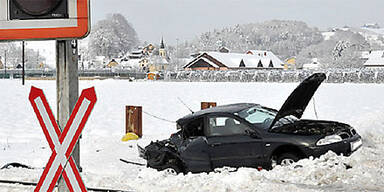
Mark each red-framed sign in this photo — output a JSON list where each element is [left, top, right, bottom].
[[0, 0, 90, 41], [29, 86, 97, 192]]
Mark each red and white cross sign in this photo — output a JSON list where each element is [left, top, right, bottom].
[[29, 86, 97, 192]]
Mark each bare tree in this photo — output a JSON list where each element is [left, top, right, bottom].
[[182, 20, 323, 60], [89, 13, 139, 59], [297, 30, 369, 69]]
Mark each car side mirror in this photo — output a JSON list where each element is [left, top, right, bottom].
[[245, 129, 260, 139]]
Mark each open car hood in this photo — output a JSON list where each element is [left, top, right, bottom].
[[269, 73, 326, 129]]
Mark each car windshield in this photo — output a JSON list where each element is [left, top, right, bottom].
[[235, 106, 276, 129]]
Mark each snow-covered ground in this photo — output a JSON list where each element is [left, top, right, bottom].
[[0, 79, 384, 191]]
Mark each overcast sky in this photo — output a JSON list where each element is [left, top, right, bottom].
[[91, 0, 383, 45]]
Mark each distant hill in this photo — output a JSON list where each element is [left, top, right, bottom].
[[179, 20, 324, 60], [176, 20, 383, 69]]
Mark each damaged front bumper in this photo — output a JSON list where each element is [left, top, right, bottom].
[[137, 139, 183, 172]]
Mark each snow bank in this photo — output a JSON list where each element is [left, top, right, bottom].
[[132, 144, 384, 192]]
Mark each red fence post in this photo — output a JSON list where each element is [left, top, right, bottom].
[[201, 102, 217, 110], [126, 106, 143, 137]]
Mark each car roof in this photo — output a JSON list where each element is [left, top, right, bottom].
[[177, 103, 258, 125]]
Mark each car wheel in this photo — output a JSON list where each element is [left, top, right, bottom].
[[162, 164, 181, 175], [277, 153, 299, 166]]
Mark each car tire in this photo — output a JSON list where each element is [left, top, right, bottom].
[[162, 164, 182, 175], [277, 153, 299, 166]]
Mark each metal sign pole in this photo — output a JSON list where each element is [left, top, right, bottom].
[[56, 39, 79, 192], [4, 50, 6, 78], [22, 41, 25, 85]]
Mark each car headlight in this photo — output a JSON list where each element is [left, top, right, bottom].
[[316, 135, 342, 146]]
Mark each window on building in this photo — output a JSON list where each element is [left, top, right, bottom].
[[239, 59, 245, 67], [269, 60, 274, 68], [257, 60, 263, 68]]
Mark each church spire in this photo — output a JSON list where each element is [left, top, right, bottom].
[[160, 37, 165, 49], [159, 37, 166, 58]]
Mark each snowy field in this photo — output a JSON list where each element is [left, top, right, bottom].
[[0, 79, 384, 191]]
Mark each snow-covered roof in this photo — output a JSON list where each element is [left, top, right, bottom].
[[208, 51, 284, 68], [303, 63, 320, 70], [246, 50, 284, 65], [152, 57, 169, 65], [121, 59, 141, 68], [129, 49, 144, 59], [364, 51, 384, 67], [362, 23, 381, 29], [200, 57, 220, 68], [185, 51, 284, 69], [362, 27, 384, 35], [95, 56, 106, 61], [302, 58, 320, 69], [219, 47, 230, 53], [322, 32, 335, 40], [361, 51, 371, 59]]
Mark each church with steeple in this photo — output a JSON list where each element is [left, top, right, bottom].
[[146, 37, 169, 72], [159, 37, 167, 58]]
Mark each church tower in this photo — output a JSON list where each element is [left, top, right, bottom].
[[159, 37, 166, 58]]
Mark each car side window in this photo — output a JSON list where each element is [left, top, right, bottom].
[[206, 116, 249, 136], [183, 118, 204, 137]]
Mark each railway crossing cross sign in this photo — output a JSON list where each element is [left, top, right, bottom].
[[29, 86, 97, 192], [0, 0, 90, 41]]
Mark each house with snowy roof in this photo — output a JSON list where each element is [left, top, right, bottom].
[[128, 49, 144, 59], [219, 47, 230, 53], [184, 51, 284, 71], [363, 51, 384, 68]]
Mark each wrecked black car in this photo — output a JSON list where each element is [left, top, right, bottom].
[[139, 73, 362, 173]]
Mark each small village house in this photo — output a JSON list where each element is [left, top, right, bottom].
[[89, 56, 106, 69], [285, 57, 296, 69], [184, 51, 284, 71], [128, 49, 144, 59], [363, 50, 384, 68], [107, 59, 119, 68], [218, 47, 230, 53], [302, 58, 320, 70]]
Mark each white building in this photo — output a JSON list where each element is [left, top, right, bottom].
[[89, 56, 106, 69], [303, 58, 320, 70], [364, 51, 384, 68]]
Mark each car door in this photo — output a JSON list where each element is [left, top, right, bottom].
[[205, 115, 266, 169]]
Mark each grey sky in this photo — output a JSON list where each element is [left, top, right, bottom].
[[91, 0, 384, 45]]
